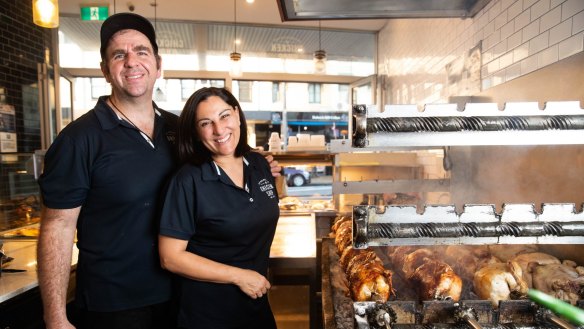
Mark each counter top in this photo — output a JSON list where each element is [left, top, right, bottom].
[[1, 213, 316, 305], [270, 213, 316, 259], [0, 240, 78, 304]]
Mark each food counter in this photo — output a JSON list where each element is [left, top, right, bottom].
[[1, 213, 319, 300], [0, 213, 323, 328], [1, 240, 41, 303], [0, 240, 78, 303], [269, 212, 323, 329], [0, 226, 78, 329]]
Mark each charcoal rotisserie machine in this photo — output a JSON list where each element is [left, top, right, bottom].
[[323, 102, 584, 329]]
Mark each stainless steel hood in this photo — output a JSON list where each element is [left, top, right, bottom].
[[277, 0, 493, 21]]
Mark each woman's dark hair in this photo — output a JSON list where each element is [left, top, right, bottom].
[[177, 87, 251, 165]]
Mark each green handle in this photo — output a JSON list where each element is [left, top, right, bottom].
[[527, 289, 584, 325]]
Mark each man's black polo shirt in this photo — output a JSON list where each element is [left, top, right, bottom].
[[39, 96, 178, 312]]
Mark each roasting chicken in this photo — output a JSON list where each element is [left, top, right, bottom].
[[388, 246, 462, 301], [473, 261, 529, 307], [443, 245, 500, 282], [331, 214, 351, 232], [331, 215, 584, 308], [510, 252, 560, 288], [531, 260, 584, 305], [401, 248, 436, 278], [331, 215, 395, 302], [488, 244, 538, 262], [334, 220, 353, 255], [409, 258, 463, 301], [387, 246, 421, 275], [343, 247, 395, 301]]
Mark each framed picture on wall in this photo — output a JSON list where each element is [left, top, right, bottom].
[[0, 104, 17, 153], [445, 41, 482, 97]]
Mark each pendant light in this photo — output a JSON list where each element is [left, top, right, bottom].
[[151, 0, 164, 80], [33, 0, 59, 28], [229, 0, 242, 77], [314, 20, 326, 74]]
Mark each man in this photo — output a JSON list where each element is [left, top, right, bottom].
[[37, 13, 279, 329]]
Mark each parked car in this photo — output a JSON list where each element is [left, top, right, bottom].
[[283, 167, 311, 187]]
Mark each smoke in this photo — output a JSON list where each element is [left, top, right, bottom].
[[449, 145, 584, 213]]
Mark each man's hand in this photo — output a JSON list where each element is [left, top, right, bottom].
[[265, 154, 281, 177], [38, 207, 79, 329]]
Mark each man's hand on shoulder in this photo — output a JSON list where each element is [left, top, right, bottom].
[[264, 154, 281, 177]]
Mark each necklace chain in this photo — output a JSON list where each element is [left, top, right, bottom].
[[109, 97, 155, 144]]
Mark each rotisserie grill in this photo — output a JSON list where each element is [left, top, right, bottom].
[[324, 224, 584, 329], [322, 102, 584, 329]]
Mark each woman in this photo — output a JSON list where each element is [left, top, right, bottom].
[[158, 87, 279, 329]]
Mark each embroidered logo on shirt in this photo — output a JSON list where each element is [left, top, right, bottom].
[[258, 179, 276, 199], [166, 131, 176, 144]]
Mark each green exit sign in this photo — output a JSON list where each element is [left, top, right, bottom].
[[80, 6, 109, 21]]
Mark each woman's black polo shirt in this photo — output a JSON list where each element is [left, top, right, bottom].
[[159, 151, 280, 328]]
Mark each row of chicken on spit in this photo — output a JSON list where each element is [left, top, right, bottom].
[[330, 214, 584, 307]]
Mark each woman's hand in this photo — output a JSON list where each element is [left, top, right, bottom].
[[160, 236, 272, 299], [234, 268, 271, 299]]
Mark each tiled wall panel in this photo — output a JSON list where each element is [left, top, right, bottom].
[[378, 0, 584, 104], [0, 0, 54, 152]]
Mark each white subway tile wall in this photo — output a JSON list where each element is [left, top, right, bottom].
[[378, 0, 584, 104], [559, 33, 583, 59], [574, 10, 584, 33]]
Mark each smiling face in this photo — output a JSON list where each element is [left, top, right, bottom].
[[100, 29, 161, 101], [195, 96, 241, 160]]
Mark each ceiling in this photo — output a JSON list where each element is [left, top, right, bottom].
[[58, 0, 389, 32], [278, 0, 492, 20], [57, 0, 491, 66], [59, 15, 377, 60]]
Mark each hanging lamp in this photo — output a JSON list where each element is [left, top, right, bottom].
[[314, 20, 326, 74], [151, 0, 165, 80], [33, 0, 59, 28], [229, 0, 242, 77]]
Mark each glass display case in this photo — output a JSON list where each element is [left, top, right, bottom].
[[0, 153, 41, 236], [271, 150, 334, 211]]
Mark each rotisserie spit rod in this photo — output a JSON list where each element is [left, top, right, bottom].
[[545, 315, 577, 329], [352, 204, 584, 248], [454, 303, 482, 329], [365, 220, 584, 239], [535, 307, 578, 329], [353, 299, 582, 329], [530, 289, 584, 327], [346, 102, 584, 148], [366, 116, 584, 133]]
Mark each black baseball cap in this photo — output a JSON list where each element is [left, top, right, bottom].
[[100, 12, 158, 59]]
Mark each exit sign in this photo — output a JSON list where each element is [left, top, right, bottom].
[[80, 6, 109, 21]]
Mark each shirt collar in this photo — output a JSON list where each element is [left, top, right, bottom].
[[211, 157, 250, 176], [202, 156, 250, 182], [94, 95, 162, 131]]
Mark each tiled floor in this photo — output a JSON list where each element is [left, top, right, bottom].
[[269, 285, 310, 329]]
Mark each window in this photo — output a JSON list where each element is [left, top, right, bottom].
[[154, 80, 167, 102], [272, 82, 280, 102], [308, 83, 321, 104], [181, 80, 196, 100], [180, 79, 225, 100], [338, 84, 350, 103], [238, 81, 253, 103], [90, 78, 110, 99]]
